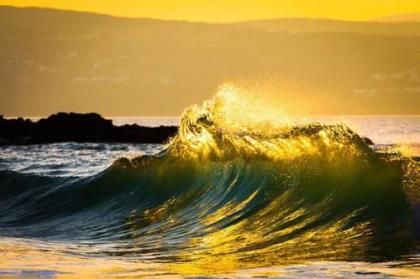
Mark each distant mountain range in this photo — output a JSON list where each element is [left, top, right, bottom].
[[237, 17, 420, 35], [376, 13, 420, 22], [0, 6, 419, 116]]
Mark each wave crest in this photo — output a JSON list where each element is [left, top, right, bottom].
[[168, 85, 372, 162]]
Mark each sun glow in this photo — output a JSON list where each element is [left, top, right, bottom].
[[2, 0, 420, 22]]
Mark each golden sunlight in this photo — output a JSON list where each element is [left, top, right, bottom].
[[1, 0, 420, 22]]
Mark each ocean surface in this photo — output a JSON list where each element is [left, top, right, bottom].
[[0, 110, 419, 277]]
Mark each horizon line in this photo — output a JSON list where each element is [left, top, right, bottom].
[[4, 114, 420, 119], [2, 5, 420, 24]]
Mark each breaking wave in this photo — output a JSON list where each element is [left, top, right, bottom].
[[0, 85, 418, 272]]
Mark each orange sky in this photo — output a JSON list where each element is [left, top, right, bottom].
[[1, 0, 420, 22]]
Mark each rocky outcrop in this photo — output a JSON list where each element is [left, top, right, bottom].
[[0, 113, 178, 145]]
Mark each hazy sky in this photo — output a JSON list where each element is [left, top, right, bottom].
[[2, 0, 420, 22]]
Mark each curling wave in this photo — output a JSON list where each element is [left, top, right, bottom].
[[0, 86, 418, 271]]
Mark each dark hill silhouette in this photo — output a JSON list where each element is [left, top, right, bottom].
[[0, 113, 177, 145]]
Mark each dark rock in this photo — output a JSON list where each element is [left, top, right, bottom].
[[0, 112, 178, 145]]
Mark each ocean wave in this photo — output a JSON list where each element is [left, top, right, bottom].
[[0, 87, 418, 269]]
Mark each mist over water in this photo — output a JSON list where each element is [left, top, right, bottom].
[[0, 88, 419, 278]]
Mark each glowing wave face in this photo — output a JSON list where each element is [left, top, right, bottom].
[[117, 84, 415, 272], [168, 83, 369, 162], [0, 84, 418, 277]]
